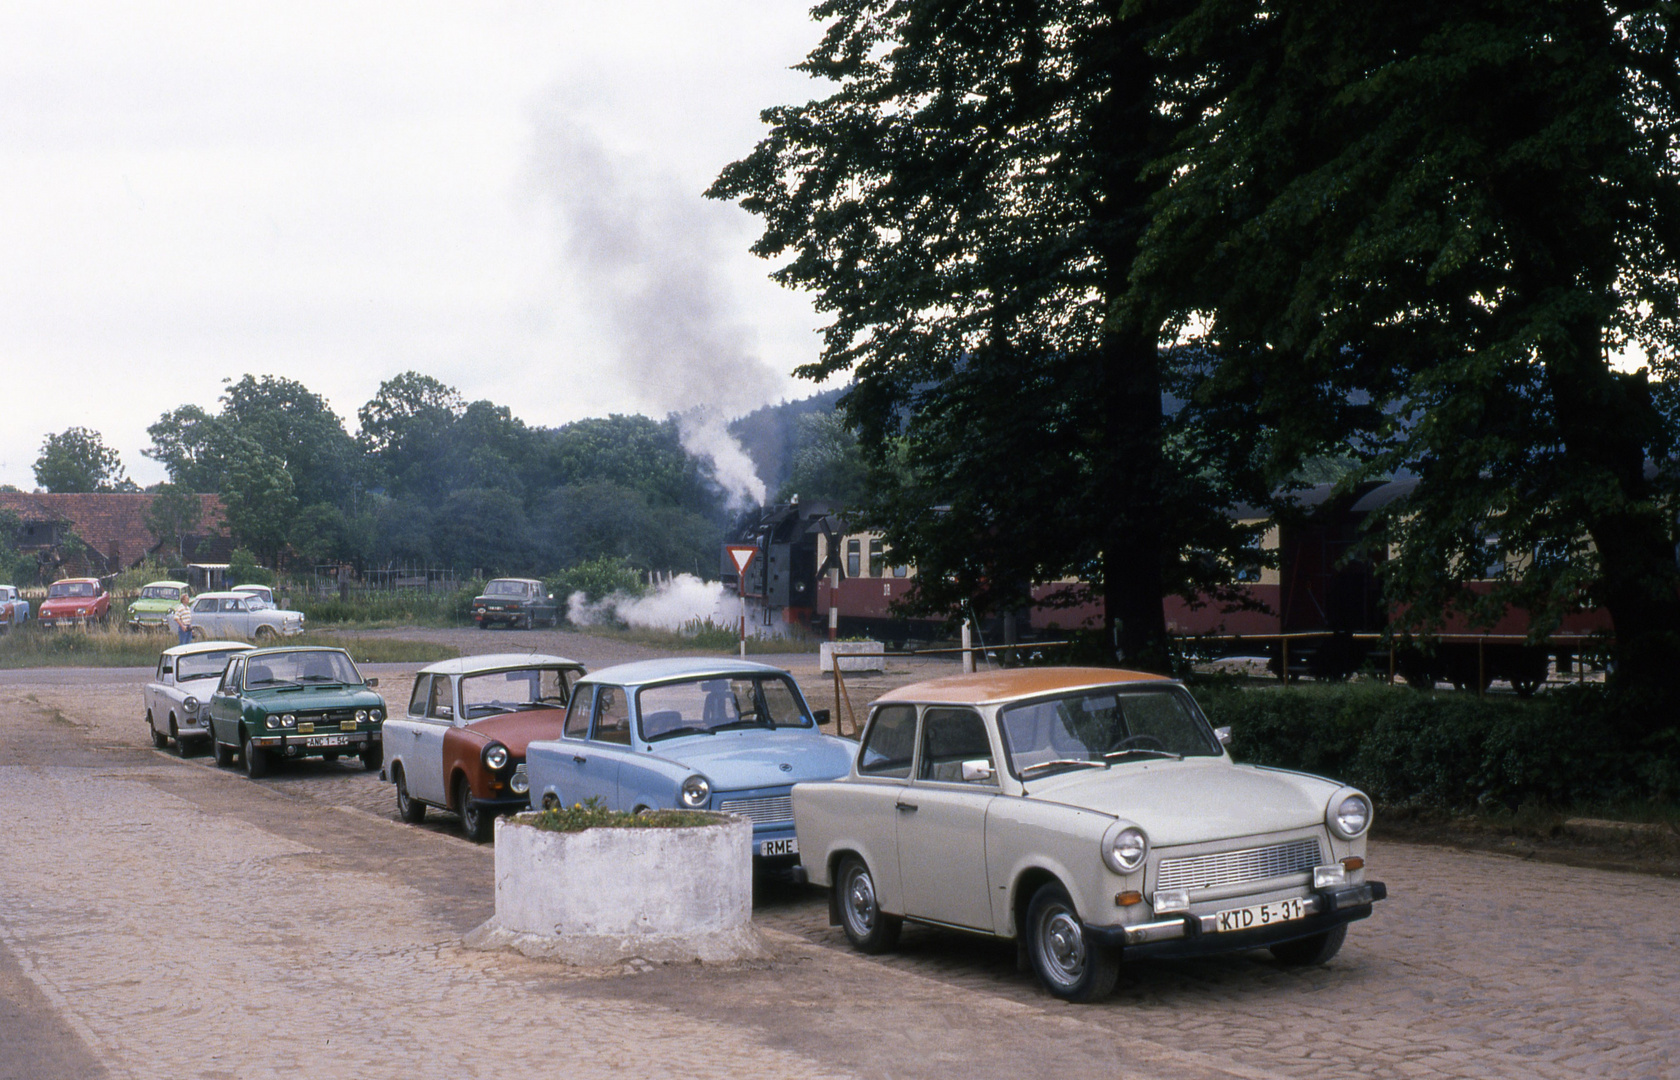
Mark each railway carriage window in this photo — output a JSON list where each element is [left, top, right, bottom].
[[592, 686, 631, 745], [564, 686, 595, 738], [868, 539, 884, 577], [408, 676, 431, 717], [859, 704, 917, 777], [846, 539, 861, 578], [918, 708, 997, 785], [893, 563, 908, 578]]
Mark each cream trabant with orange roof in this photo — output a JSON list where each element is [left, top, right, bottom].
[[792, 667, 1386, 1001]]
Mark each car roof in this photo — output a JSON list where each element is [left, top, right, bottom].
[[51, 577, 100, 584], [230, 584, 270, 591], [243, 645, 351, 658], [417, 653, 585, 676], [142, 580, 190, 589], [161, 640, 256, 658], [483, 577, 541, 585], [193, 591, 248, 600], [577, 657, 792, 687], [873, 666, 1172, 706]]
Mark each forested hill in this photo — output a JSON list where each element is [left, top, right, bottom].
[[728, 386, 846, 498]]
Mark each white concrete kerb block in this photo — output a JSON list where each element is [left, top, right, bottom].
[[820, 640, 884, 673], [466, 812, 769, 965]]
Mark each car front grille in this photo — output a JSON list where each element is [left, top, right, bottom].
[[718, 795, 793, 825], [1156, 837, 1323, 892], [297, 709, 358, 726]]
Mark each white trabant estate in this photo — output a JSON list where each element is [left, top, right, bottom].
[[793, 667, 1386, 1001], [144, 640, 255, 754]]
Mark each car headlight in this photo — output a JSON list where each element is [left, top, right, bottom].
[[371, 708, 384, 721], [183, 697, 199, 715], [355, 710, 368, 723], [1327, 788, 1373, 839], [679, 775, 711, 809], [1101, 820, 1149, 874], [510, 765, 530, 795], [280, 714, 296, 728], [483, 743, 510, 771]]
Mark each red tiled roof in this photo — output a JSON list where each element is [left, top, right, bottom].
[[0, 492, 228, 571]]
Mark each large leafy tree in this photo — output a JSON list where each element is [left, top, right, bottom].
[[1139, 1, 1680, 707], [712, 0, 1255, 667], [143, 482, 203, 562], [34, 427, 134, 492]]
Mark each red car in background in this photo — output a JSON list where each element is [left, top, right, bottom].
[[38, 578, 111, 627]]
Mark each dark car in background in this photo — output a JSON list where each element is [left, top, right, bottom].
[[471, 578, 559, 629]]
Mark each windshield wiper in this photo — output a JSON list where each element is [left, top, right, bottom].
[[1018, 759, 1108, 778], [1102, 748, 1182, 762]]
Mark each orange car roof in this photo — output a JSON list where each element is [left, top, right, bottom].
[[874, 666, 1171, 706]]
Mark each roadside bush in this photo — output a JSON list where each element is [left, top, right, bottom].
[[295, 588, 472, 627], [1192, 681, 1674, 810], [545, 557, 645, 609]]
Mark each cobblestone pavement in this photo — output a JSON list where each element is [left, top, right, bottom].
[[1, 663, 1676, 1080]]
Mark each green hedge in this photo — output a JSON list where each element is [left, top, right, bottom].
[[1192, 681, 1678, 810]]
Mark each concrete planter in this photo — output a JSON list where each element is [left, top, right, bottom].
[[465, 812, 768, 965], [820, 639, 884, 673]]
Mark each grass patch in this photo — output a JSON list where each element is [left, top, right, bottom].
[[514, 798, 723, 832], [0, 624, 457, 668], [577, 620, 821, 654]]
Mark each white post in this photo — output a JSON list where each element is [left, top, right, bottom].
[[962, 620, 975, 673], [827, 567, 839, 641]]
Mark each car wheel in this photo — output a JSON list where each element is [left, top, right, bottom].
[[214, 737, 234, 768], [1269, 924, 1347, 966], [172, 719, 192, 757], [395, 766, 426, 824], [457, 776, 494, 842], [835, 856, 901, 954], [360, 744, 381, 771], [253, 625, 277, 642], [190, 627, 206, 642], [243, 733, 270, 779], [149, 715, 167, 750], [1026, 882, 1119, 1002], [521, 612, 533, 631]]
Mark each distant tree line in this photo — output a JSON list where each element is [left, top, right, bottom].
[[21, 374, 851, 580]]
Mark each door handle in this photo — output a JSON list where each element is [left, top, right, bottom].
[[896, 801, 918, 813], [573, 755, 588, 764]]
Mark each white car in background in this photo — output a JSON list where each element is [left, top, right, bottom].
[[144, 640, 255, 754], [230, 584, 276, 609], [0, 585, 28, 629], [188, 591, 305, 641]]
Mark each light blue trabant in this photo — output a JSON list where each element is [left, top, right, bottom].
[[523, 658, 854, 863]]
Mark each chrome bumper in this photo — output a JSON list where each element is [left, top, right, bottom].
[[1094, 881, 1387, 952]]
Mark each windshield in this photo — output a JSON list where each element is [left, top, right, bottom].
[[636, 675, 812, 741], [483, 580, 529, 597], [48, 582, 95, 598], [459, 667, 575, 720], [178, 650, 245, 681], [999, 686, 1220, 778], [243, 650, 362, 689], [141, 586, 181, 600]]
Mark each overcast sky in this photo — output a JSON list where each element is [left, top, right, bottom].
[[0, 2, 832, 491]]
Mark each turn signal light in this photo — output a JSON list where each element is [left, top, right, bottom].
[[1115, 891, 1144, 907], [1342, 856, 1364, 872]]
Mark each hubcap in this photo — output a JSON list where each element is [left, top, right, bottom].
[[1040, 906, 1086, 984], [846, 870, 876, 933]]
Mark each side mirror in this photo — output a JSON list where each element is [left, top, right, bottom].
[[1214, 725, 1232, 748], [960, 759, 995, 782], [365, 677, 379, 687], [812, 708, 831, 726]]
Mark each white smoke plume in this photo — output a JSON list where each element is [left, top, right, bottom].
[[568, 573, 731, 632], [529, 110, 777, 507]]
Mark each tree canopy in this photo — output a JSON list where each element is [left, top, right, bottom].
[[711, 0, 1258, 664], [1136, 0, 1680, 706], [34, 427, 134, 493]]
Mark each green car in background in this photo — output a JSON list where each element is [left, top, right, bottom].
[[128, 580, 191, 631], [207, 646, 386, 779]]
